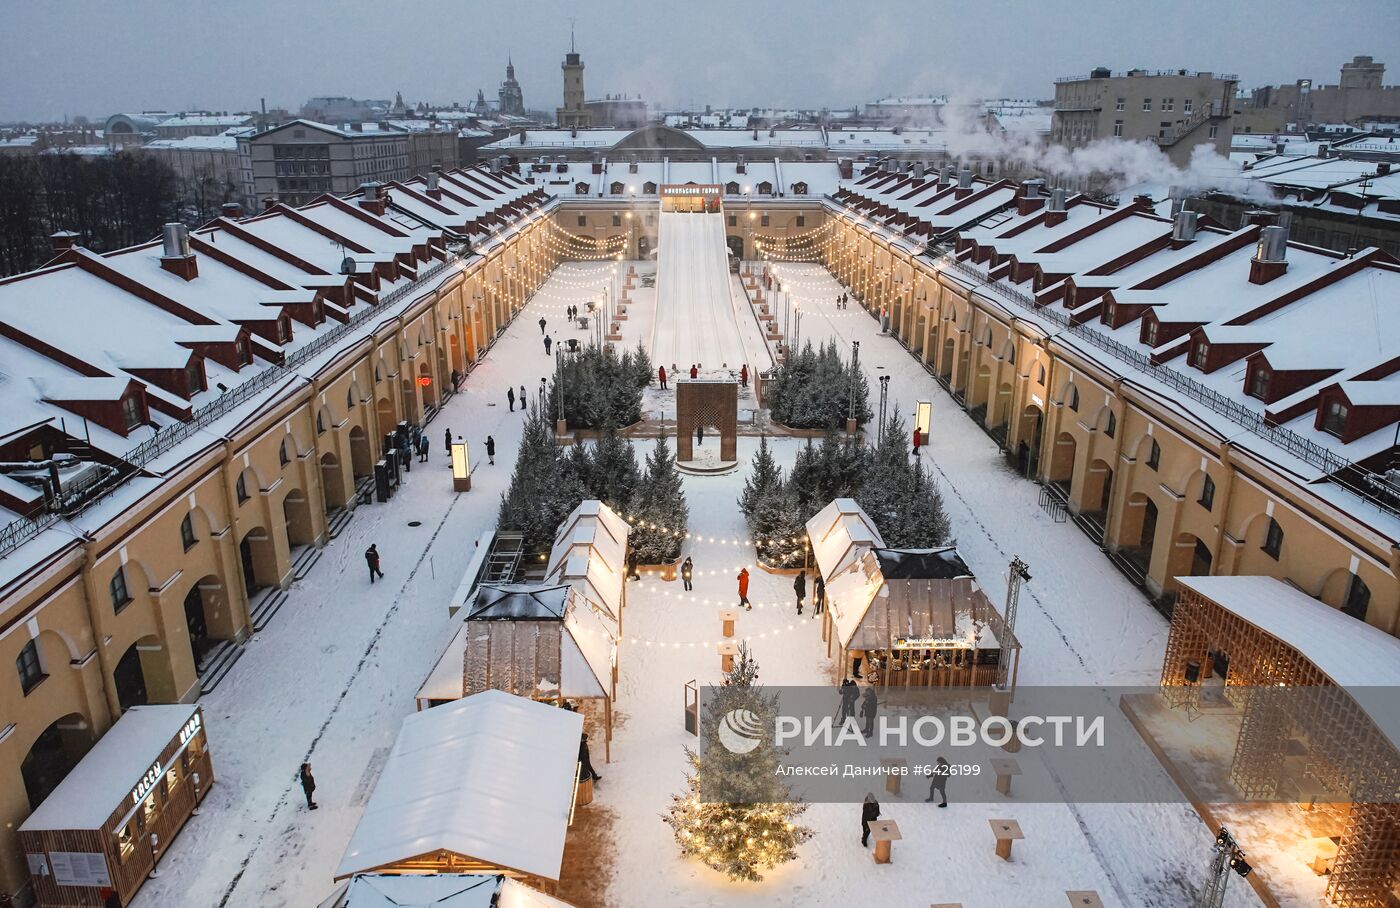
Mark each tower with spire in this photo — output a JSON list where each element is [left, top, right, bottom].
[[498, 56, 525, 117], [556, 26, 593, 128]]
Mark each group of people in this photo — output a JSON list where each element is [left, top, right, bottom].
[[835, 292, 850, 310], [654, 363, 750, 390], [505, 384, 529, 412]]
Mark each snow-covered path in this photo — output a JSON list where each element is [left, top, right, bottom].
[[137, 259, 1265, 908]]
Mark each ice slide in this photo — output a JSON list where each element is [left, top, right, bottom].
[[650, 211, 770, 373]]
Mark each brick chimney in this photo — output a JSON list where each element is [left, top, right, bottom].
[[359, 182, 386, 216], [1249, 225, 1289, 284], [1133, 193, 1155, 210], [220, 201, 242, 220], [50, 230, 80, 253], [1017, 179, 1047, 216], [1044, 187, 1069, 227], [263, 196, 279, 212], [159, 223, 198, 280]]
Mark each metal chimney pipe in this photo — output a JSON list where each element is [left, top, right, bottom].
[[957, 167, 973, 189], [1172, 210, 1198, 243], [1255, 225, 1288, 263], [1049, 186, 1068, 212], [161, 223, 190, 258]]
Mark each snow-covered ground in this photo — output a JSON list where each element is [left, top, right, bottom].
[[132, 260, 1265, 908], [652, 212, 755, 375]]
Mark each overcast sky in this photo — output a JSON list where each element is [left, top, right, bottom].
[[1, 0, 1397, 122]]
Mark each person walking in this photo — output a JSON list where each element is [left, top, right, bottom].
[[813, 573, 826, 616], [696, 424, 704, 446], [485, 435, 496, 465], [417, 435, 429, 463], [539, 316, 547, 334], [681, 556, 694, 591], [860, 793, 880, 847], [689, 364, 698, 380], [860, 685, 879, 738], [925, 756, 950, 807], [658, 365, 668, 390], [578, 731, 602, 784], [737, 567, 751, 610], [444, 428, 453, 455], [626, 549, 641, 581], [507, 386, 516, 412], [299, 762, 318, 809], [365, 544, 384, 583], [838, 677, 859, 724], [740, 363, 748, 387], [793, 570, 806, 616], [912, 424, 922, 457], [543, 334, 552, 356]]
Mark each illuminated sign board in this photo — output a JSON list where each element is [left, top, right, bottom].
[[659, 184, 721, 196], [892, 636, 973, 650], [178, 712, 202, 746], [131, 762, 162, 806]]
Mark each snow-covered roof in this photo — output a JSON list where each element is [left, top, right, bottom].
[[143, 134, 240, 151], [805, 498, 884, 583], [1178, 575, 1400, 753], [318, 873, 577, 908], [20, 704, 199, 831], [334, 691, 583, 881], [157, 114, 253, 128]]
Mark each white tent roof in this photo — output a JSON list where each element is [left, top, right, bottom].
[[546, 500, 628, 618], [805, 498, 885, 583], [21, 704, 198, 831], [1178, 575, 1400, 753], [334, 691, 583, 881], [318, 873, 577, 908]]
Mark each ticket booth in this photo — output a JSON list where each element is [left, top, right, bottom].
[[19, 705, 213, 907]]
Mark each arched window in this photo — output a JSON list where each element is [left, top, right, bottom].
[[1146, 439, 1161, 471], [317, 411, 326, 434], [1005, 343, 1016, 365], [1262, 518, 1283, 559], [1103, 410, 1116, 438], [279, 439, 290, 467], [1066, 385, 1080, 411], [346, 388, 354, 409], [1342, 574, 1371, 621], [374, 363, 383, 382], [1035, 364, 1046, 386], [235, 472, 249, 503], [1198, 475, 1215, 510], [180, 514, 197, 550]]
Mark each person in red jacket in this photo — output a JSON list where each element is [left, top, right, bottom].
[[737, 567, 751, 610], [690, 364, 698, 380], [740, 363, 748, 387], [912, 425, 922, 456], [658, 365, 668, 390]]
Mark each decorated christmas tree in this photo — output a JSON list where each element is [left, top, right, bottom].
[[663, 644, 813, 881]]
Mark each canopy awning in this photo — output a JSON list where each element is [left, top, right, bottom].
[[805, 498, 885, 583]]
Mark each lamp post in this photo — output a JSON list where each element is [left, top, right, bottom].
[[877, 374, 890, 445], [847, 340, 860, 436], [450, 436, 471, 492], [555, 349, 567, 437]]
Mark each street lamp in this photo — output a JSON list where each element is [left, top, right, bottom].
[[450, 436, 471, 492]]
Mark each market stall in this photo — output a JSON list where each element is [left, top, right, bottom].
[[416, 583, 615, 758], [18, 705, 211, 908], [546, 500, 629, 630], [824, 546, 1019, 689], [318, 872, 577, 908], [335, 691, 584, 888]]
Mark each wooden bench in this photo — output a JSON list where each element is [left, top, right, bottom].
[[989, 818, 1023, 861]]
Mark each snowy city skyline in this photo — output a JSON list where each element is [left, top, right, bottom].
[[1, 0, 1397, 121]]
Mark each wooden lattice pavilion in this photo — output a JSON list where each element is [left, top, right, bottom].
[[1161, 576, 1400, 907]]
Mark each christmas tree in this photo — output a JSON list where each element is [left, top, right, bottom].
[[628, 435, 688, 563], [663, 644, 813, 881]]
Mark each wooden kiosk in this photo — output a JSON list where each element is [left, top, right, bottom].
[[19, 705, 211, 907]]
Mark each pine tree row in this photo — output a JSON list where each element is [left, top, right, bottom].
[[546, 341, 654, 430], [766, 339, 873, 430]]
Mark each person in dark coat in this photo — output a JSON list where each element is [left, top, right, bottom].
[[365, 544, 383, 583], [578, 731, 601, 783], [450, 368, 461, 391], [681, 556, 694, 591], [813, 573, 826, 616], [860, 793, 880, 846], [836, 678, 859, 724], [658, 365, 667, 389], [299, 763, 318, 809], [417, 435, 429, 462], [793, 571, 806, 615], [626, 549, 640, 581], [444, 428, 453, 455], [696, 425, 704, 446], [485, 435, 496, 465], [737, 567, 751, 610], [925, 756, 950, 806], [860, 685, 879, 737], [539, 316, 547, 334], [544, 335, 552, 355], [507, 386, 516, 411]]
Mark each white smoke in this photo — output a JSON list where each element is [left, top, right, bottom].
[[931, 95, 1272, 201]]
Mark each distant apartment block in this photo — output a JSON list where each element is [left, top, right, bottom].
[[240, 120, 409, 207]]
